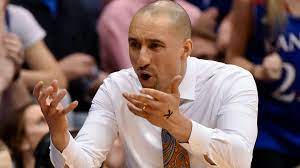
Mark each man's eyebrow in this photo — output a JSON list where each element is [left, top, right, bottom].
[[128, 37, 137, 41], [148, 39, 165, 45]]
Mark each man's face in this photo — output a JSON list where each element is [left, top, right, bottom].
[[128, 14, 190, 92]]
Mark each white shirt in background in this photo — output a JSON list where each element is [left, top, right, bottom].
[[7, 4, 46, 48]]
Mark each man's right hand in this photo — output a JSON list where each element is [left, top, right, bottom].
[[33, 80, 78, 151]]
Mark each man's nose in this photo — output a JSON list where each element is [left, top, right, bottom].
[[137, 46, 151, 67]]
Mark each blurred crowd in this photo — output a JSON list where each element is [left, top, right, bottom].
[[0, 0, 299, 167]]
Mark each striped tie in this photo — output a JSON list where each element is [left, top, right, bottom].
[[162, 129, 190, 168]]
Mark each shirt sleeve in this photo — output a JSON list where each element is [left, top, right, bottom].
[[7, 5, 46, 48], [50, 76, 119, 167], [181, 70, 258, 168]]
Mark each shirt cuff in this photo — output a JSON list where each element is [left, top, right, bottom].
[[50, 132, 76, 168], [180, 120, 213, 156]]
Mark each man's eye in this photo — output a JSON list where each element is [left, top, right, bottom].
[[149, 43, 161, 49], [130, 41, 140, 49]]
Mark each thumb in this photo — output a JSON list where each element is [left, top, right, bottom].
[[170, 75, 182, 96]]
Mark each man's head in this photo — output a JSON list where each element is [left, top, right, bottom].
[[128, 0, 193, 92]]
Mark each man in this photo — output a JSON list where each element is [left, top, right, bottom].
[[34, 1, 258, 167]]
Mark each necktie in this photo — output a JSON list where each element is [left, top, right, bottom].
[[162, 128, 190, 168]]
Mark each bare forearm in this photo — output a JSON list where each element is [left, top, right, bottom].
[[21, 69, 67, 90], [226, 56, 254, 72], [225, 0, 253, 71]]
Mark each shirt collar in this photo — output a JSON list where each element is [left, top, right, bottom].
[[178, 57, 196, 101]]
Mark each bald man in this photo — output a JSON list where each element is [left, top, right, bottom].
[[34, 1, 258, 167]]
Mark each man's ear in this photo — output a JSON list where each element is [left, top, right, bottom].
[[182, 38, 193, 59]]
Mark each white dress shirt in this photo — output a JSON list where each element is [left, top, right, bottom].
[[50, 57, 258, 168]]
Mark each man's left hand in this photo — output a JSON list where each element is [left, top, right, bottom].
[[123, 75, 192, 142]]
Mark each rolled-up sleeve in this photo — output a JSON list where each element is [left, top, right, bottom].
[[50, 76, 119, 168], [182, 70, 258, 168]]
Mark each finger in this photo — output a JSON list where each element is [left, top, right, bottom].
[[61, 101, 78, 115], [33, 81, 44, 99], [140, 88, 168, 101], [4, 44, 21, 55], [38, 86, 53, 112], [3, 38, 22, 48], [4, 33, 19, 40], [3, 34, 22, 47], [50, 80, 59, 98], [123, 93, 145, 109], [123, 93, 158, 110], [127, 102, 149, 119], [38, 86, 53, 103], [48, 89, 67, 116], [6, 52, 23, 64], [6, 54, 23, 67], [170, 75, 182, 96]]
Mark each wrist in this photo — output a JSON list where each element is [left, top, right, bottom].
[[50, 129, 70, 152], [166, 112, 192, 143]]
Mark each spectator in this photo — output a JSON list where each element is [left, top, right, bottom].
[[1, 103, 49, 168], [227, 0, 300, 167], [0, 0, 32, 126], [3, 0, 67, 90], [187, 0, 232, 23], [187, 0, 234, 61], [11, 0, 106, 112]]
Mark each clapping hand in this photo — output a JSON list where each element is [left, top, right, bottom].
[[123, 75, 192, 142], [33, 80, 78, 151]]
